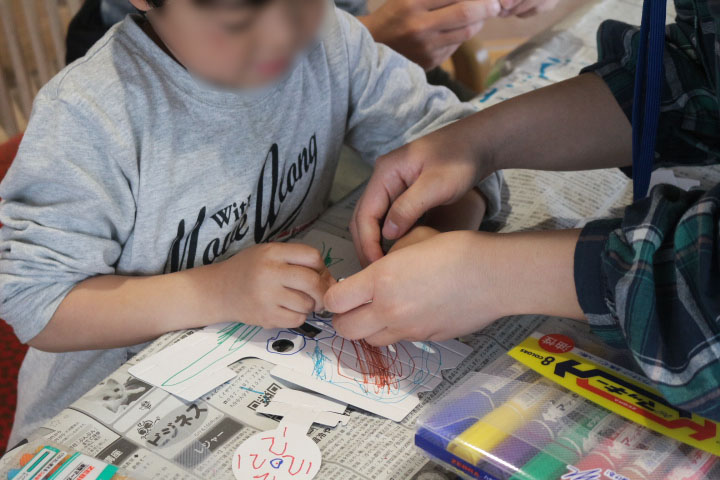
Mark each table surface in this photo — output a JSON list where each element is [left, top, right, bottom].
[[1, 1, 681, 479]]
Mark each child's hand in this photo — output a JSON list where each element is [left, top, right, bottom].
[[388, 226, 440, 254], [212, 243, 335, 329]]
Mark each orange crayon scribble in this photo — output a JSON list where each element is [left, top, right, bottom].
[[332, 338, 415, 395]]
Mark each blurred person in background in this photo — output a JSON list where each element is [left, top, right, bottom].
[[66, 0, 560, 100]]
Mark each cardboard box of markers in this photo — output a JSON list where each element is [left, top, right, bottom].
[[415, 330, 720, 480], [1, 439, 134, 480]]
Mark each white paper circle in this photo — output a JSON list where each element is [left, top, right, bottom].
[[232, 426, 321, 480]]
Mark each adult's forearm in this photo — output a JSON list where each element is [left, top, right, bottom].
[[466, 74, 632, 175], [479, 229, 585, 321], [425, 188, 487, 232], [28, 264, 224, 352]]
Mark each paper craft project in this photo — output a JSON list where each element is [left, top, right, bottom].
[[232, 390, 348, 480], [234, 426, 321, 480], [129, 230, 472, 421], [253, 388, 348, 430], [294, 229, 361, 280]]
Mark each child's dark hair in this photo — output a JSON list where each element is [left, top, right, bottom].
[[146, 0, 270, 6]]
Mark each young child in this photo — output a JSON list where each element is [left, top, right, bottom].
[[327, 0, 720, 421], [0, 0, 503, 444]]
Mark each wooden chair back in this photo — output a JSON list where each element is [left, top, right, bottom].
[[0, 0, 81, 137]]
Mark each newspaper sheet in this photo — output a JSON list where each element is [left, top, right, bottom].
[[8, 315, 584, 480], [1, 0, 707, 479]]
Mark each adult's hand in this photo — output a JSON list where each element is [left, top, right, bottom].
[[349, 117, 493, 265], [358, 0, 501, 70], [325, 229, 584, 347], [328, 231, 503, 346], [350, 74, 632, 266], [499, 0, 560, 18]]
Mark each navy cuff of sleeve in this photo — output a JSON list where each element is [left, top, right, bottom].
[[574, 218, 622, 317]]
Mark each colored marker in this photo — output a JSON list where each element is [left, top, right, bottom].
[[448, 377, 561, 465], [10, 447, 64, 480], [418, 358, 540, 448], [508, 404, 624, 480], [572, 421, 647, 473], [662, 444, 718, 480], [478, 391, 585, 477], [616, 430, 678, 479]]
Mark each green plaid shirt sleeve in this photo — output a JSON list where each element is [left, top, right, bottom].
[[575, 0, 720, 420]]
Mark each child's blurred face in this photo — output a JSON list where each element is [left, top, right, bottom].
[[131, 0, 326, 87]]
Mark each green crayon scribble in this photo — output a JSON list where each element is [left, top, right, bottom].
[[162, 323, 261, 387], [322, 241, 344, 268]]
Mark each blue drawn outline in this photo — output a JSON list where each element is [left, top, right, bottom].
[[265, 313, 445, 404]]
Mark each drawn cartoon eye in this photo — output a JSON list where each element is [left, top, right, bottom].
[[271, 339, 295, 352]]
